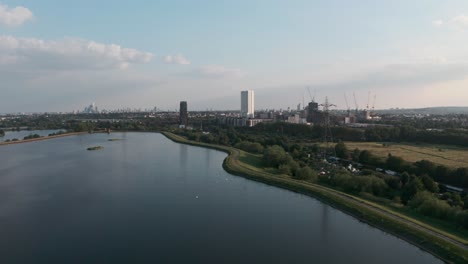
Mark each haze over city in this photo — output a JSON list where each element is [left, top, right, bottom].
[[1, 0, 468, 112]]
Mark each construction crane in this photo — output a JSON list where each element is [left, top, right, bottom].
[[371, 93, 377, 113], [302, 92, 305, 110], [366, 90, 371, 111], [344, 93, 350, 114], [307, 86, 316, 102], [353, 92, 359, 112]]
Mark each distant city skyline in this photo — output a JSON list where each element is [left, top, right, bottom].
[[1, 1, 468, 113]]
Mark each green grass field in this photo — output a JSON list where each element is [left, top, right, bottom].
[[344, 142, 468, 168]]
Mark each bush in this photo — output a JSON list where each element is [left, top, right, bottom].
[[409, 191, 457, 221], [335, 142, 349, 159], [294, 166, 316, 181], [393, 196, 402, 204], [401, 176, 424, 204], [24, 134, 41, 140], [263, 145, 290, 168], [421, 175, 439, 193], [279, 160, 299, 176], [187, 133, 200, 141], [455, 210, 468, 229], [235, 141, 264, 154], [200, 134, 215, 143]]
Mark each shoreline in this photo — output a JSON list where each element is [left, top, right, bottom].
[[162, 131, 467, 264], [1, 130, 465, 262], [0, 132, 89, 146]]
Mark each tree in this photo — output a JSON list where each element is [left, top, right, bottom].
[[401, 176, 424, 204], [217, 133, 230, 145], [455, 211, 468, 229], [421, 175, 439, 193], [351, 148, 360, 162], [449, 193, 463, 208], [200, 134, 215, 143], [188, 133, 200, 142], [400, 172, 410, 186], [359, 150, 372, 164], [24, 134, 41, 140], [235, 141, 264, 154], [434, 165, 450, 182], [335, 142, 349, 159], [414, 160, 436, 177], [263, 145, 289, 168], [280, 160, 300, 176], [409, 191, 456, 221], [294, 166, 315, 181], [386, 154, 405, 171], [383, 175, 401, 190]]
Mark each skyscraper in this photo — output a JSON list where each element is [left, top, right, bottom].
[[241, 90, 254, 118], [179, 101, 188, 128], [307, 101, 322, 124]]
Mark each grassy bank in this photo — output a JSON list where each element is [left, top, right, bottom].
[[162, 131, 468, 264], [0, 132, 88, 146], [342, 142, 468, 168]]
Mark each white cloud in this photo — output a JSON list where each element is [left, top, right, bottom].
[[432, 19, 444, 27], [433, 15, 468, 29], [164, 54, 190, 65], [0, 35, 153, 70], [198, 65, 245, 78], [451, 15, 468, 27], [0, 4, 33, 27]]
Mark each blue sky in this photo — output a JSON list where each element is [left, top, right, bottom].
[[1, 0, 468, 112]]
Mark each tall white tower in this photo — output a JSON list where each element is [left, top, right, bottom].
[[241, 90, 254, 118]]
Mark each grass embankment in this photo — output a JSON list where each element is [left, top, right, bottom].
[[343, 142, 468, 168], [0, 132, 88, 146], [358, 192, 468, 240], [162, 131, 468, 264]]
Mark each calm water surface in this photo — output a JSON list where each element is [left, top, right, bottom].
[[0, 133, 441, 263]]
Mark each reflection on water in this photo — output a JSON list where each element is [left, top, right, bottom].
[[320, 203, 330, 245], [180, 144, 188, 168], [205, 148, 211, 168], [0, 133, 441, 264]]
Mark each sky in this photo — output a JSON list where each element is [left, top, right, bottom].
[[1, 0, 468, 112]]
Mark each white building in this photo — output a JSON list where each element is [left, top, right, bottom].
[[241, 90, 254, 118]]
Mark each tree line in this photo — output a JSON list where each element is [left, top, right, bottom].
[[174, 125, 468, 230]]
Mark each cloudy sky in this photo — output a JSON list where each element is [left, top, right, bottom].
[[1, 0, 468, 113]]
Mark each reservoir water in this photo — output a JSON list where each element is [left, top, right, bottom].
[[0, 132, 441, 263]]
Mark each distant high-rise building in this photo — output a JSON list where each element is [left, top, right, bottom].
[[83, 102, 99, 114], [179, 101, 188, 128], [307, 101, 322, 124], [241, 90, 254, 118]]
